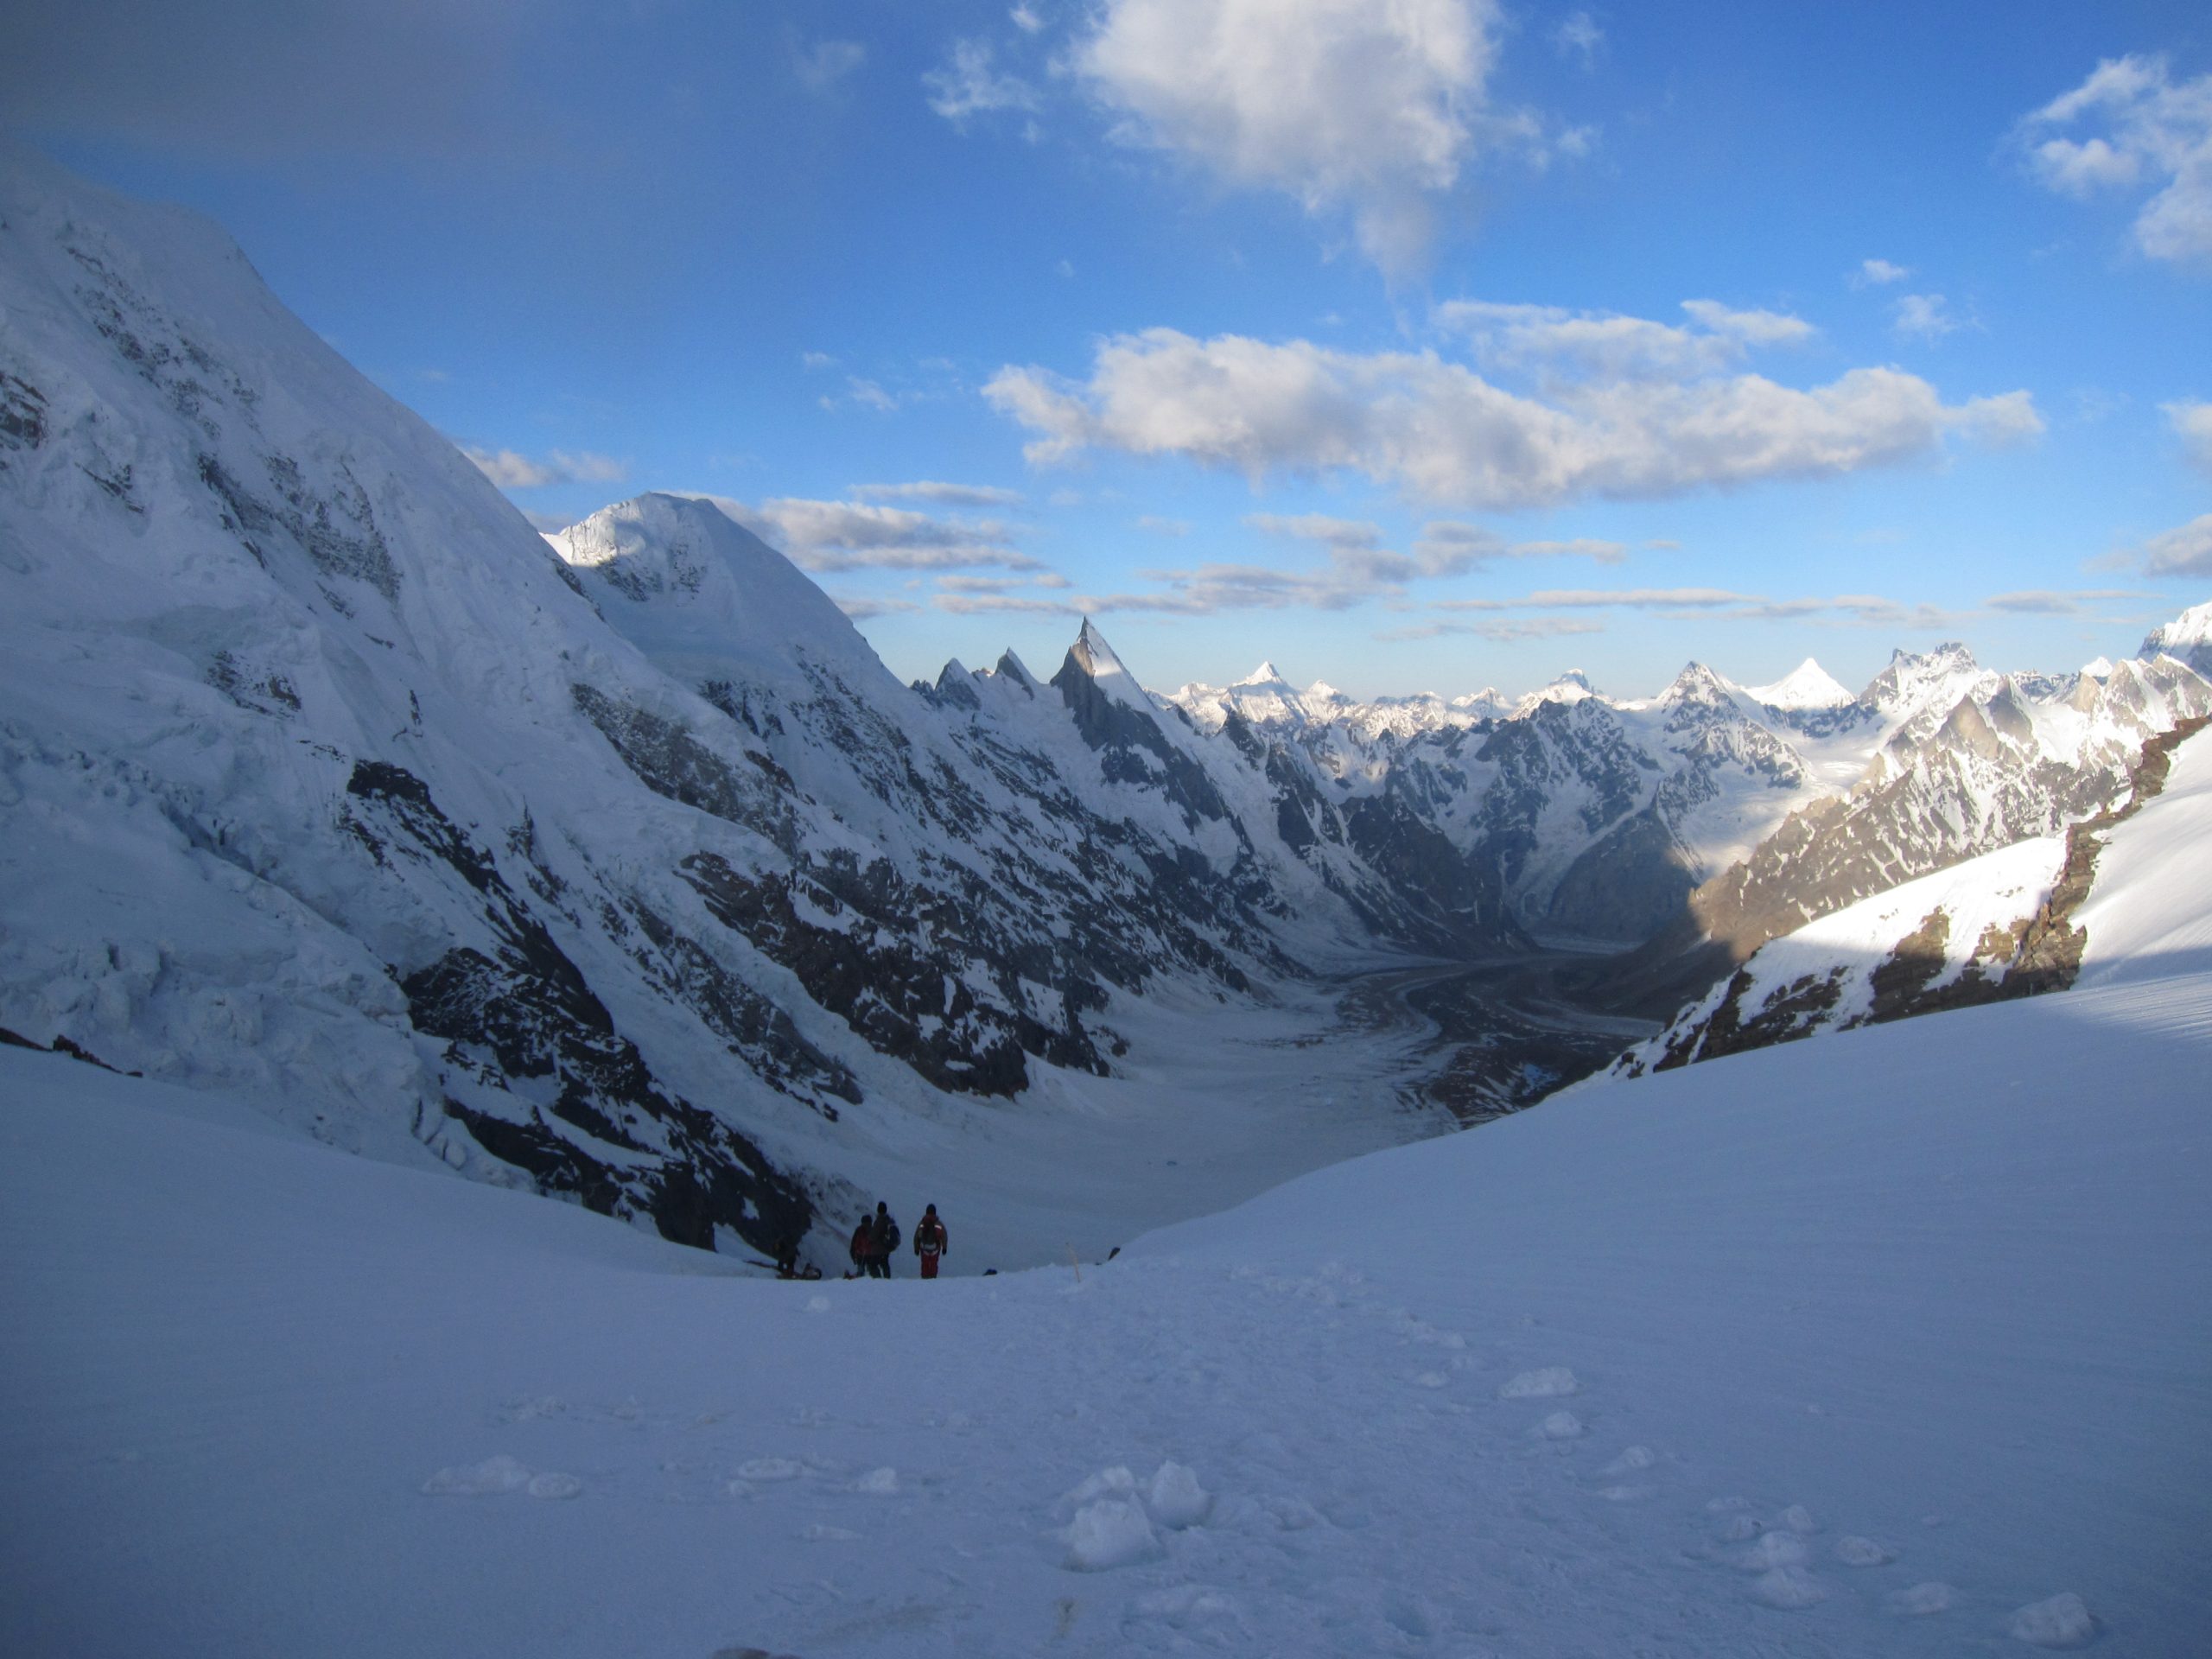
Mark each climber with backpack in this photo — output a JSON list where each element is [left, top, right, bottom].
[[913, 1204, 949, 1279], [870, 1201, 900, 1279], [848, 1213, 875, 1280]]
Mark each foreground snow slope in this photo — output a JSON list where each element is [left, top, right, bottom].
[[8, 947, 2208, 1656]]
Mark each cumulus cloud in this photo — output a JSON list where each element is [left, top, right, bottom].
[[1858, 257, 1912, 285], [1073, 0, 1517, 272], [2165, 398, 2212, 473], [1010, 3, 1046, 33], [2141, 512, 2212, 577], [925, 39, 1040, 125], [691, 494, 1042, 574], [985, 325, 2041, 509], [2019, 54, 2212, 267], [823, 377, 899, 414], [463, 447, 627, 490], [853, 480, 1026, 506], [1891, 293, 1960, 340]]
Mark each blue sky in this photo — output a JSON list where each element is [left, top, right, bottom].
[[9, 0, 2210, 698]]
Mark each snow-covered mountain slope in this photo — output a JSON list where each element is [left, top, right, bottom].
[[2141, 598, 2212, 678], [0, 149, 1480, 1269], [1741, 655, 1853, 709], [9, 912, 2208, 1656], [1606, 717, 2210, 1077]]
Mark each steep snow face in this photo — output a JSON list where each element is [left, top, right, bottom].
[[554, 493, 890, 700], [9, 914, 2209, 1655], [2075, 722, 2212, 987], [2141, 597, 2212, 677], [1743, 657, 1853, 709]]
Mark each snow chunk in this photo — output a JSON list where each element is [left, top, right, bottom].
[[422, 1454, 578, 1498], [1603, 1446, 1656, 1474], [736, 1458, 805, 1482], [1778, 1503, 1820, 1534], [1497, 1367, 1579, 1399], [1834, 1535, 1896, 1567], [1888, 1581, 1957, 1616], [1737, 1531, 1809, 1571], [2008, 1592, 2096, 1648], [1751, 1566, 1830, 1609], [852, 1466, 899, 1496], [421, 1454, 533, 1496], [1065, 1497, 1160, 1571], [1145, 1461, 1212, 1529], [1538, 1410, 1585, 1440]]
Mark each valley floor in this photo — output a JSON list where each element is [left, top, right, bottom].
[[6, 959, 2206, 1657]]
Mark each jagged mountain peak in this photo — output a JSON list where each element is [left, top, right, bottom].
[[1745, 658, 1853, 710], [1237, 660, 1287, 687], [1066, 616, 1148, 708], [1657, 661, 1738, 706]]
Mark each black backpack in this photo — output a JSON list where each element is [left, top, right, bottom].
[[877, 1215, 900, 1252]]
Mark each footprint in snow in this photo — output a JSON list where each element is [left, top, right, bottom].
[[850, 1467, 899, 1496], [1602, 1446, 1656, 1475], [1777, 1503, 1820, 1534], [1537, 1411, 1584, 1440]]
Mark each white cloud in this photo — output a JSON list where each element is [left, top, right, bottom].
[[1891, 293, 1960, 340], [925, 39, 1040, 125], [800, 351, 839, 372], [936, 592, 1081, 616], [1381, 616, 1604, 643], [1136, 515, 1192, 536], [2141, 512, 2212, 577], [792, 38, 864, 94], [834, 594, 921, 620], [1073, 0, 1515, 272], [1858, 257, 1912, 285], [985, 326, 2041, 510], [1984, 588, 2140, 614], [1437, 297, 1812, 380], [819, 377, 899, 414], [853, 480, 1026, 506], [1553, 10, 1603, 69], [691, 494, 1041, 574], [462, 447, 627, 490], [1010, 3, 1045, 34], [2164, 398, 2212, 473], [2019, 54, 2212, 267]]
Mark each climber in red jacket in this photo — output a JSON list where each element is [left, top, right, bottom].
[[913, 1204, 949, 1280]]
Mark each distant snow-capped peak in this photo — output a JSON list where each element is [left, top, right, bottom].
[[1236, 660, 1287, 687], [2141, 599, 2212, 677], [1745, 658, 1853, 710]]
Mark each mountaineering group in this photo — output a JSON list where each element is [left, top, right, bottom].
[[775, 1200, 950, 1281]]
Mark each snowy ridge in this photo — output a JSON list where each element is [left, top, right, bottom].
[[1742, 656, 1853, 709], [2141, 597, 2212, 678]]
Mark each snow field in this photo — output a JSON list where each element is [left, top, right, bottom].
[[9, 938, 2209, 1656]]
